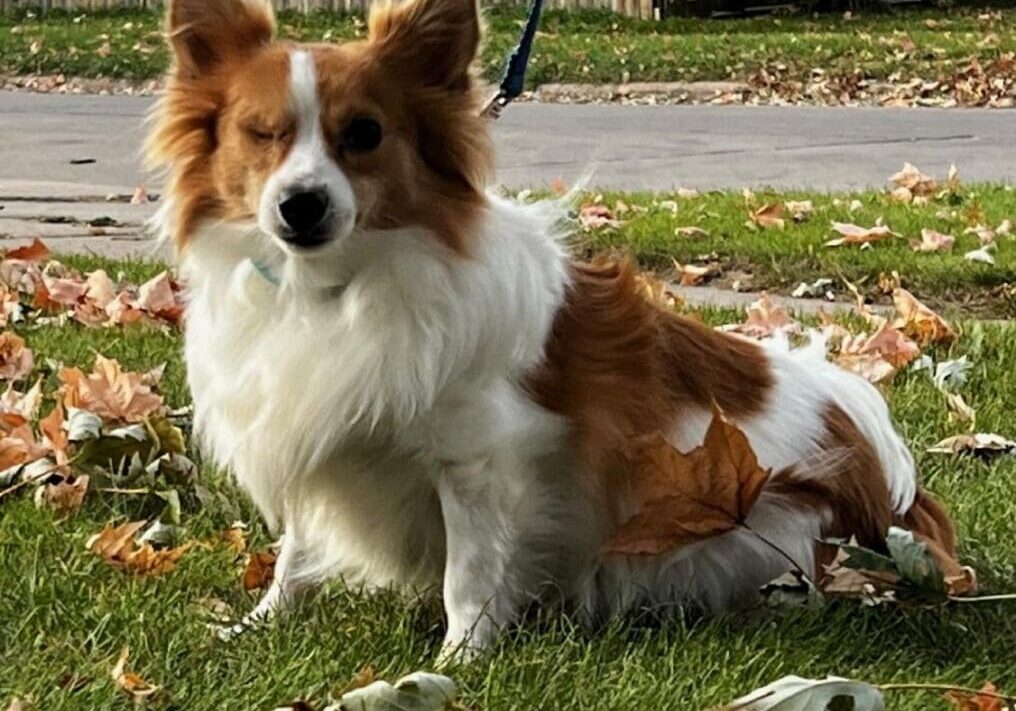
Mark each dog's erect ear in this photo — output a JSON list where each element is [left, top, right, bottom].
[[369, 0, 482, 91], [167, 0, 275, 77]]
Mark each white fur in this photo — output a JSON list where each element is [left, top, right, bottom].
[[171, 50, 920, 657]]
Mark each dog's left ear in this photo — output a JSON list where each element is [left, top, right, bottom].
[[369, 0, 481, 91]]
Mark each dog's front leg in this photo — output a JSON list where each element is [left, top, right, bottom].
[[435, 457, 524, 663], [215, 533, 313, 641]]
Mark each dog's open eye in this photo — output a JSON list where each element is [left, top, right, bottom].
[[342, 118, 383, 152]]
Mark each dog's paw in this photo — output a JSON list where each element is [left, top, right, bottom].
[[435, 636, 485, 668], [209, 619, 259, 643]]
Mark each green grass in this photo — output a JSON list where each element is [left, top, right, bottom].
[[1, 6, 1014, 86], [1, 280, 1016, 709], [572, 183, 1016, 318]]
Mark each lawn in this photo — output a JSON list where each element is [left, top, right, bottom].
[[571, 180, 1015, 319], [1, 5, 1014, 96], [1, 247, 1015, 709]]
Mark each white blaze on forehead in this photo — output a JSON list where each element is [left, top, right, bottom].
[[256, 49, 356, 250], [283, 49, 328, 185]]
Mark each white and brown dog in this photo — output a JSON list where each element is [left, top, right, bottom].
[[149, 0, 955, 659]]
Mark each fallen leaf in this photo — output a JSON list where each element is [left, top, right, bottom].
[[721, 294, 800, 339], [820, 544, 899, 605], [928, 433, 1015, 458], [130, 185, 149, 205], [243, 550, 278, 591], [34, 475, 89, 518], [964, 246, 996, 265], [791, 278, 835, 299], [676, 187, 701, 199], [964, 224, 997, 245], [603, 407, 770, 556], [137, 272, 184, 324], [87, 520, 191, 576], [5, 238, 51, 262], [674, 261, 717, 286], [945, 682, 1006, 711], [785, 200, 814, 222], [674, 226, 710, 239], [889, 162, 938, 197], [892, 288, 954, 345], [751, 203, 785, 230], [911, 228, 955, 252], [887, 526, 978, 597], [946, 392, 976, 426], [111, 647, 161, 704], [579, 204, 623, 230], [59, 355, 165, 424], [719, 675, 885, 711], [0, 333, 33, 381], [826, 220, 898, 247], [933, 357, 973, 392], [328, 672, 458, 711]]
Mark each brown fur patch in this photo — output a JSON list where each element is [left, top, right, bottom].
[[767, 403, 956, 568], [147, 0, 492, 253], [526, 260, 774, 475]]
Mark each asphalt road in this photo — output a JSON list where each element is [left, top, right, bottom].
[[2, 92, 1014, 196]]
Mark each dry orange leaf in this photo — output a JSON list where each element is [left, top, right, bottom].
[[722, 294, 800, 339], [5, 238, 51, 263], [0, 333, 33, 381], [603, 407, 770, 556], [59, 355, 164, 424], [87, 520, 191, 576], [243, 550, 278, 591], [751, 202, 786, 229], [892, 288, 954, 346], [111, 647, 161, 704], [945, 683, 1008, 711]]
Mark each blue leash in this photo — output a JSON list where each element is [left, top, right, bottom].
[[481, 0, 545, 120]]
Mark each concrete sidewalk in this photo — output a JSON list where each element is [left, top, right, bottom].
[[1, 92, 1013, 263]]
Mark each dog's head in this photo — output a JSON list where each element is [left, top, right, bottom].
[[149, 0, 492, 260]]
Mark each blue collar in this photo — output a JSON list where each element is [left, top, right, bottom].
[[251, 259, 281, 287]]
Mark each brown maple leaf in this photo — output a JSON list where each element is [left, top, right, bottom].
[[0, 333, 33, 381], [87, 520, 191, 576], [603, 407, 770, 556], [59, 355, 164, 424], [243, 550, 278, 591], [5, 238, 51, 263], [751, 202, 786, 229], [892, 288, 954, 345], [945, 682, 1007, 711]]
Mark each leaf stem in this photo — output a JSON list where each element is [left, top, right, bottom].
[[948, 593, 1016, 603], [742, 522, 816, 587], [880, 682, 1016, 704]]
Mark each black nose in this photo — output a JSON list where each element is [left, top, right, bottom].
[[278, 189, 331, 246]]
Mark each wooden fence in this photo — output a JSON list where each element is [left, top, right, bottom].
[[0, 0, 658, 19]]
